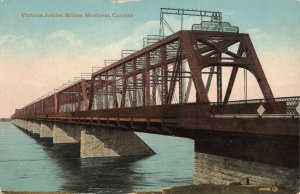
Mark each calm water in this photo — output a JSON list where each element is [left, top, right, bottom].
[[0, 122, 194, 193]]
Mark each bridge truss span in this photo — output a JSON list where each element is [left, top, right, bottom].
[[11, 30, 299, 139], [89, 30, 275, 111]]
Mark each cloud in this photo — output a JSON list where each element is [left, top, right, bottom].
[[0, 0, 4, 3], [296, 0, 300, 2], [23, 38, 34, 47], [0, 34, 34, 48], [112, 0, 139, 3], [0, 34, 19, 45], [246, 28, 271, 40], [46, 30, 82, 46]]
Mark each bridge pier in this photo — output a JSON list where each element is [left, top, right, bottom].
[[11, 119, 30, 133], [194, 152, 298, 186], [31, 121, 41, 135], [12, 119, 40, 135], [10, 119, 19, 126], [24, 120, 32, 132], [23, 120, 31, 132], [80, 128, 155, 158], [11, 120, 155, 158], [53, 123, 81, 144], [51, 123, 155, 158], [193, 131, 299, 191], [19, 119, 27, 131], [40, 121, 53, 138]]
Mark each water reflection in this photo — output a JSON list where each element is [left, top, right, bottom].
[[12, 124, 193, 193], [26, 136, 147, 193]]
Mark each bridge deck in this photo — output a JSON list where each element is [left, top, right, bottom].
[[18, 102, 299, 139]]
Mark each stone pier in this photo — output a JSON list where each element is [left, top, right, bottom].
[[194, 152, 299, 190], [53, 123, 81, 144], [11, 119, 155, 158], [12, 119, 29, 132], [31, 121, 41, 134], [193, 131, 299, 192], [80, 128, 155, 158], [40, 121, 53, 138]]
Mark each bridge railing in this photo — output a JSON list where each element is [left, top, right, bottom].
[[211, 96, 300, 116]]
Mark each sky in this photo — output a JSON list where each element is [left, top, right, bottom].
[[0, 0, 300, 117]]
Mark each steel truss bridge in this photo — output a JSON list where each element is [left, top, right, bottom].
[[11, 30, 299, 139]]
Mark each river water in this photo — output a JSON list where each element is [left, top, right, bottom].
[[0, 122, 194, 193]]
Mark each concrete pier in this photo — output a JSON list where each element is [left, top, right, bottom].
[[53, 123, 81, 144], [25, 120, 32, 132], [13, 119, 29, 132], [80, 128, 155, 158], [11, 120, 155, 158], [12, 119, 155, 158], [51, 123, 155, 158], [31, 121, 40, 134], [194, 152, 299, 190], [40, 121, 53, 138], [193, 131, 299, 192]]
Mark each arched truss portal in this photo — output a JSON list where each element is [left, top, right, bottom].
[[181, 31, 274, 104], [89, 30, 274, 110]]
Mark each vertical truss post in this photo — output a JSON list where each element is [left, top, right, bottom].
[[105, 71, 109, 109], [88, 77, 95, 111], [132, 59, 137, 107], [68, 91, 70, 111], [93, 77, 98, 110], [64, 92, 67, 111], [160, 45, 168, 105], [81, 80, 89, 111], [98, 84, 102, 109], [68, 91, 70, 112], [99, 78, 105, 109], [63, 92, 66, 112], [244, 69, 248, 100], [61, 92, 64, 112], [144, 53, 151, 106], [138, 87, 142, 106], [75, 85, 80, 111], [121, 64, 127, 108], [113, 68, 118, 108], [34, 104, 36, 117], [42, 100, 44, 114], [71, 86, 75, 111], [54, 93, 59, 113], [179, 61, 185, 103], [152, 68, 157, 105], [217, 65, 222, 105]]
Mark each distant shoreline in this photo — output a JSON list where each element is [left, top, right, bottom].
[[0, 118, 10, 122]]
